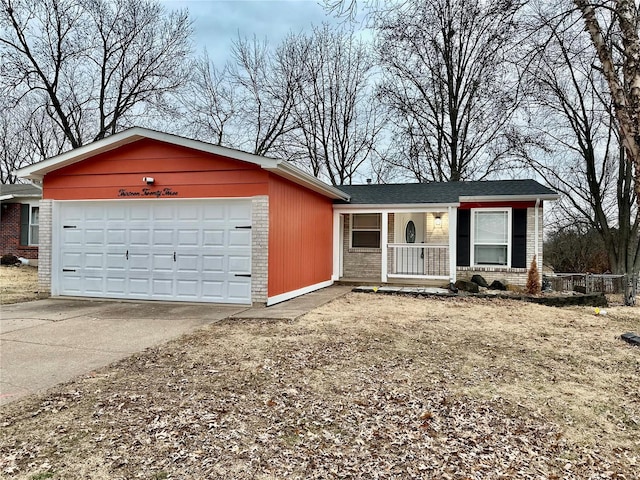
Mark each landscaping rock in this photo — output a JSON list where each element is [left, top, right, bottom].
[[489, 280, 508, 291], [471, 274, 488, 287], [454, 279, 479, 293]]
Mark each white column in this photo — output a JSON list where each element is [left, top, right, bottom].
[[332, 211, 341, 280], [448, 206, 457, 283], [381, 211, 388, 282]]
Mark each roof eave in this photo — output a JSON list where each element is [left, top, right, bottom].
[[267, 162, 350, 201], [459, 194, 560, 202], [333, 202, 460, 211]]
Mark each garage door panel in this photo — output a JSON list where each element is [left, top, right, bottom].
[[57, 200, 252, 304], [106, 229, 126, 245], [84, 276, 105, 294], [228, 256, 250, 273], [228, 281, 251, 302], [130, 229, 151, 247], [203, 230, 224, 246], [106, 277, 126, 294], [152, 254, 174, 272], [85, 252, 104, 269], [128, 277, 151, 295], [62, 229, 83, 246], [177, 229, 199, 246], [153, 229, 174, 246], [176, 254, 199, 272], [84, 229, 104, 246], [229, 230, 250, 247], [61, 252, 83, 268]]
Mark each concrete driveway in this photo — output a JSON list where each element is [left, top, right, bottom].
[[0, 299, 247, 405]]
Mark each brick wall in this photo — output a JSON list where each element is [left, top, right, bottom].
[[37, 200, 52, 294], [342, 214, 382, 279], [0, 203, 39, 260], [251, 196, 269, 304]]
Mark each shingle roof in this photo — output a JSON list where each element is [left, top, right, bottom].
[[0, 183, 42, 198], [335, 179, 558, 205]]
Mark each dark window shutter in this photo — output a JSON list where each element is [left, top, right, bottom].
[[512, 209, 527, 268], [456, 209, 470, 267], [20, 204, 29, 245]]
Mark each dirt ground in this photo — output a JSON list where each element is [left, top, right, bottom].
[[0, 265, 39, 304], [0, 292, 638, 479]]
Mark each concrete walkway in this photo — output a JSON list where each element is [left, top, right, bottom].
[[231, 285, 352, 320], [0, 285, 351, 406]]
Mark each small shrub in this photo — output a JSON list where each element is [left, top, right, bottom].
[[1, 254, 19, 265], [526, 255, 542, 295]]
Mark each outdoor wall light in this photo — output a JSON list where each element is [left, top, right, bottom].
[[434, 215, 442, 227], [142, 176, 155, 185]]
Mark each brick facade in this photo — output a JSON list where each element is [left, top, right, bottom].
[[341, 207, 544, 287], [251, 196, 269, 304], [37, 200, 52, 294], [0, 202, 39, 260]]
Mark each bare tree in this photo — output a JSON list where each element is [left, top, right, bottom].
[[0, 97, 65, 183], [573, 0, 640, 213], [228, 35, 302, 157], [181, 51, 238, 146], [0, 0, 192, 150], [519, 6, 639, 278], [375, 0, 524, 182], [287, 25, 383, 185]]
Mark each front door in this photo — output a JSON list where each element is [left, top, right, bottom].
[[396, 213, 425, 275]]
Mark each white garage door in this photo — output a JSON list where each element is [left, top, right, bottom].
[[54, 200, 252, 304]]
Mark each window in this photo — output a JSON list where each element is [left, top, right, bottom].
[[30, 206, 39, 245], [20, 205, 39, 246], [351, 213, 381, 248], [472, 209, 510, 266]]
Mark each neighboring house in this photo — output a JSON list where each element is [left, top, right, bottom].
[[0, 183, 42, 264], [16, 128, 558, 305]]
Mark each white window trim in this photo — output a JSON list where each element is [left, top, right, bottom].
[[470, 207, 511, 268], [29, 205, 39, 246], [349, 213, 381, 249]]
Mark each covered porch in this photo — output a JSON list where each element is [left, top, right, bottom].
[[332, 207, 458, 284]]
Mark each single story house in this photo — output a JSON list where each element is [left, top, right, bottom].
[[0, 183, 42, 264], [16, 128, 558, 305]]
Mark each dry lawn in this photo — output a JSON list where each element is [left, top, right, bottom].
[[0, 265, 39, 304], [0, 293, 639, 479]]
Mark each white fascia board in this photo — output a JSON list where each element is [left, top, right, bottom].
[[267, 162, 350, 200], [0, 195, 14, 201], [333, 203, 459, 213], [459, 194, 560, 202]]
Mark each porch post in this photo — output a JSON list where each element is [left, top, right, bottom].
[[332, 211, 341, 281], [448, 206, 457, 283], [381, 211, 388, 282]]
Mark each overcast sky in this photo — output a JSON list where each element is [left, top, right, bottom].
[[159, 0, 342, 65]]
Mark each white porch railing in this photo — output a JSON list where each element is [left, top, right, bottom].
[[388, 244, 450, 278]]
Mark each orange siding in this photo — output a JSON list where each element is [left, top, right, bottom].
[[268, 174, 334, 297], [43, 139, 269, 200]]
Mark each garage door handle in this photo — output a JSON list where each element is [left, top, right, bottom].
[[62, 268, 76, 272], [126, 250, 128, 260], [235, 274, 251, 278], [235, 225, 252, 229], [174, 252, 176, 262]]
